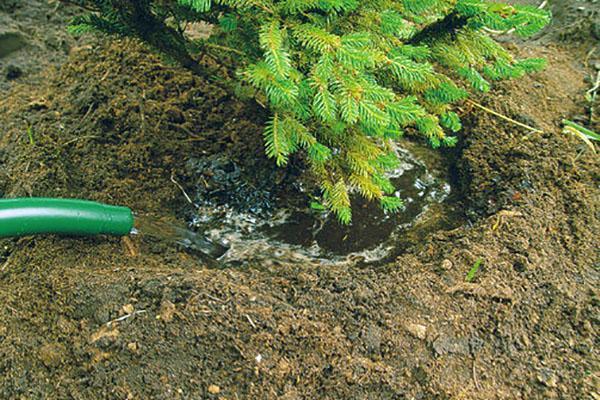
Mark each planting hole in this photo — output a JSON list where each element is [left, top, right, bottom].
[[186, 145, 463, 265]]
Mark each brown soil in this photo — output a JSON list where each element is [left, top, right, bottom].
[[0, 2, 599, 399], [0, 1, 82, 92]]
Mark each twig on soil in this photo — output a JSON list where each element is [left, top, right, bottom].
[[187, 291, 229, 308], [59, 103, 97, 149], [492, 210, 523, 231], [563, 119, 600, 154], [166, 122, 205, 141], [106, 310, 147, 327], [245, 314, 257, 329], [71, 103, 95, 131], [584, 48, 596, 67], [586, 70, 599, 123], [61, 135, 98, 147], [139, 90, 147, 135], [467, 100, 544, 134], [204, 292, 228, 304], [170, 174, 197, 207], [99, 69, 110, 82], [122, 236, 138, 256], [473, 359, 482, 391], [255, 98, 267, 109]]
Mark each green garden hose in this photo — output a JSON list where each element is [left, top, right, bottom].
[[0, 198, 134, 238], [0, 198, 228, 259]]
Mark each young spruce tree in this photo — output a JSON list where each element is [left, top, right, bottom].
[[70, 0, 550, 223]]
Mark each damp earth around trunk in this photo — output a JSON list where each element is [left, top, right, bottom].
[[183, 144, 463, 266]]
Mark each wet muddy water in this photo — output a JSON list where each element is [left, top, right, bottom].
[[185, 146, 463, 266]]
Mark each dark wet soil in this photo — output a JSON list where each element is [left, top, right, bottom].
[[184, 142, 460, 264], [0, 1, 599, 399]]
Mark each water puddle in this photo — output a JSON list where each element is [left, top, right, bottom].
[[181, 144, 463, 266]]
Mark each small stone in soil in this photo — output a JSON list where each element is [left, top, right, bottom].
[[122, 303, 135, 314], [537, 368, 558, 388], [441, 259, 453, 270], [127, 342, 139, 352], [159, 299, 177, 322], [405, 323, 427, 340]]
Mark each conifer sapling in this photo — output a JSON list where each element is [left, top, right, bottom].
[[69, 0, 550, 223]]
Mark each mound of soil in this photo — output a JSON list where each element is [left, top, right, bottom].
[[0, 37, 296, 214], [0, 1, 598, 399]]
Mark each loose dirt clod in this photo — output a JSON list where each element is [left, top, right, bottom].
[[38, 343, 67, 368], [404, 323, 428, 340], [208, 385, 221, 394]]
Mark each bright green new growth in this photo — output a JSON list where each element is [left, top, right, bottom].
[[70, 0, 550, 223]]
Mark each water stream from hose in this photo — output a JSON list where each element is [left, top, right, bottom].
[[131, 215, 229, 259]]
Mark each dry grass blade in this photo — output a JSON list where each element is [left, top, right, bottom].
[[467, 100, 544, 134], [563, 119, 599, 154]]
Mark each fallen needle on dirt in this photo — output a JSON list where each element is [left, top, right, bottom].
[[106, 310, 148, 327]]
